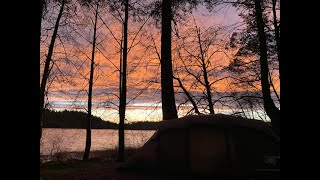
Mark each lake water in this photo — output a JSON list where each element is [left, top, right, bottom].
[[40, 128, 156, 155]]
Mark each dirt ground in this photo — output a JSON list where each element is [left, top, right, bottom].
[[40, 150, 278, 180], [40, 157, 247, 180], [40, 159, 276, 180], [40, 159, 219, 180]]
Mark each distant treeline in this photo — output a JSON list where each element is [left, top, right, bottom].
[[43, 109, 160, 130]]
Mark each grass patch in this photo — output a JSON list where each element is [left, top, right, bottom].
[[40, 148, 139, 179]]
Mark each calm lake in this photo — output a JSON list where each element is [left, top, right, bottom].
[[40, 128, 156, 155]]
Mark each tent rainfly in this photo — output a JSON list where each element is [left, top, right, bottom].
[[124, 114, 280, 177]]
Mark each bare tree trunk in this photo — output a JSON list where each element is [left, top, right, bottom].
[[254, 0, 280, 136], [272, 0, 280, 79], [269, 72, 280, 103], [173, 76, 201, 115], [196, 27, 214, 114], [40, 0, 65, 140], [118, 0, 128, 162], [83, 4, 99, 160], [161, 0, 178, 120]]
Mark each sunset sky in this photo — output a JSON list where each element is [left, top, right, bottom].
[[41, 2, 279, 123]]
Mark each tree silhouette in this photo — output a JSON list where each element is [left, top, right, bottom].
[[173, 19, 230, 115], [118, 0, 129, 162], [160, 0, 178, 120], [40, 0, 66, 140], [223, 0, 280, 135], [254, 0, 280, 135], [150, 0, 210, 120], [271, 0, 280, 79], [82, 2, 99, 161]]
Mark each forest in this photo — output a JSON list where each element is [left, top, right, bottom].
[[43, 109, 161, 129], [40, 0, 280, 163]]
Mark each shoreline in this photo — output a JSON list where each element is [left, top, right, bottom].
[[40, 148, 139, 163], [42, 127, 158, 130]]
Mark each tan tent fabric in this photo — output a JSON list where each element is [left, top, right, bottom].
[[124, 114, 280, 177]]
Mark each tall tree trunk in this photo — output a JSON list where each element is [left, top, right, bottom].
[[254, 0, 280, 136], [173, 76, 201, 115], [272, 0, 280, 79], [161, 0, 178, 120], [196, 27, 214, 114], [40, 0, 65, 140], [83, 4, 99, 160], [40, 0, 45, 140], [118, 0, 128, 162]]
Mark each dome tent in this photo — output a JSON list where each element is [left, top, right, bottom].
[[124, 114, 280, 178]]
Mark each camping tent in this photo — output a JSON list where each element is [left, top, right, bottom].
[[125, 114, 280, 177]]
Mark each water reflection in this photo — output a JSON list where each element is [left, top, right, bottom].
[[40, 128, 155, 155]]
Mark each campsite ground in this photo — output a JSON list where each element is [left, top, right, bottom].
[[40, 158, 237, 180], [40, 149, 279, 180], [40, 149, 134, 180], [40, 158, 215, 180], [40, 150, 230, 180]]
